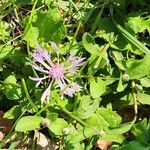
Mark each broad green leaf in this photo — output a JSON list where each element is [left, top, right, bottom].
[[85, 114, 109, 130], [126, 54, 150, 79], [113, 20, 150, 54], [82, 33, 99, 55], [131, 118, 147, 141], [89, 77, 106, 98], [3, 105, 22, 119], [125, 13, 150, 34], [8, 48, 26, 67], [140, 77, 150, 87], [143, 126, 150, 145], [23, 7, 66, 47], [138, 93, 150, 105], [73, 96, 100, 119], [48, 118, 68, 135], [96, 108, 122, 127], [69, 127, 98, 144], [0, 45, 14, 61], [108, 121, 134, 134], [66, 142, 85, 150], [115, 141, 150, 150], [102, 134, 124, 143], [3, 75, 23, 100], [15, 116, 43, 132]]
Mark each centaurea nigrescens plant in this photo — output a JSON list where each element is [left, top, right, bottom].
[[29, 42, 85, 103]]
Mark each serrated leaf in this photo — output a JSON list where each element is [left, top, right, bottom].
[[89, 77, 106, 98], [15, 116, 43, 132]]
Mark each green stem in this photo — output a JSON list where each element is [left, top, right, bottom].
[[57, 104, 89, 127], [69, 21, 82, 49], [131, 81, 138, 122], [35, 104, 49, 116], [22, 78, 37, 111], [56, 104, 99, 133], [68, 0, 79, 12], [22, 0, 38, 38]]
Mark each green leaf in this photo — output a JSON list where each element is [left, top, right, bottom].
[[126, 54, 150, 79], [113, 20, 150, 54], [0, 21, 10, 40], [0, 45, 14, 61], [73, 96, 100, 119], [3, 75, 23, 100], [3, 105, 22, 120], [115, 141, 150, 150], [108, 121, 134, 134], [15, 116, 43, 132], [23, 7, 66, 46], [82, 33, 99, 55], [96, 108, 122, 127], [138, 93, 150, 105], [48, 118, 68, 135], [89, 77, 106, 98], [143, 125, 150, 145], [131, 118, 147, 141], [69, 127, 98, 144], [8, 48, 26, 67], [117, 74, 128, 92], [102, 134, 124, 143], [140, 77, 150, 87], [125, 13, 150, 34]]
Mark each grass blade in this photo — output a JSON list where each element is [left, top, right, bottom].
[[113, 19, 150, 54]]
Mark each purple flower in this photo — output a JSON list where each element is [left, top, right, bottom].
[[29, 42, 85, 103]]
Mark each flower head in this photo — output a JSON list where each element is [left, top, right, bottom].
[[29, 42, 85, 103]]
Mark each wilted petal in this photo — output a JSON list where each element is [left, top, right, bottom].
[[41, 82, 52, 103]]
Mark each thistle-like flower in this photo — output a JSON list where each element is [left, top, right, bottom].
[[29, 42, 85, 103]]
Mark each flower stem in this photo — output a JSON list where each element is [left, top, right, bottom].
[[22, 78, 37, 111], [56, 104, 99, 133]]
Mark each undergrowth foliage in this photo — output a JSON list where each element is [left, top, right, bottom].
[[0, 0, 150, 149]]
